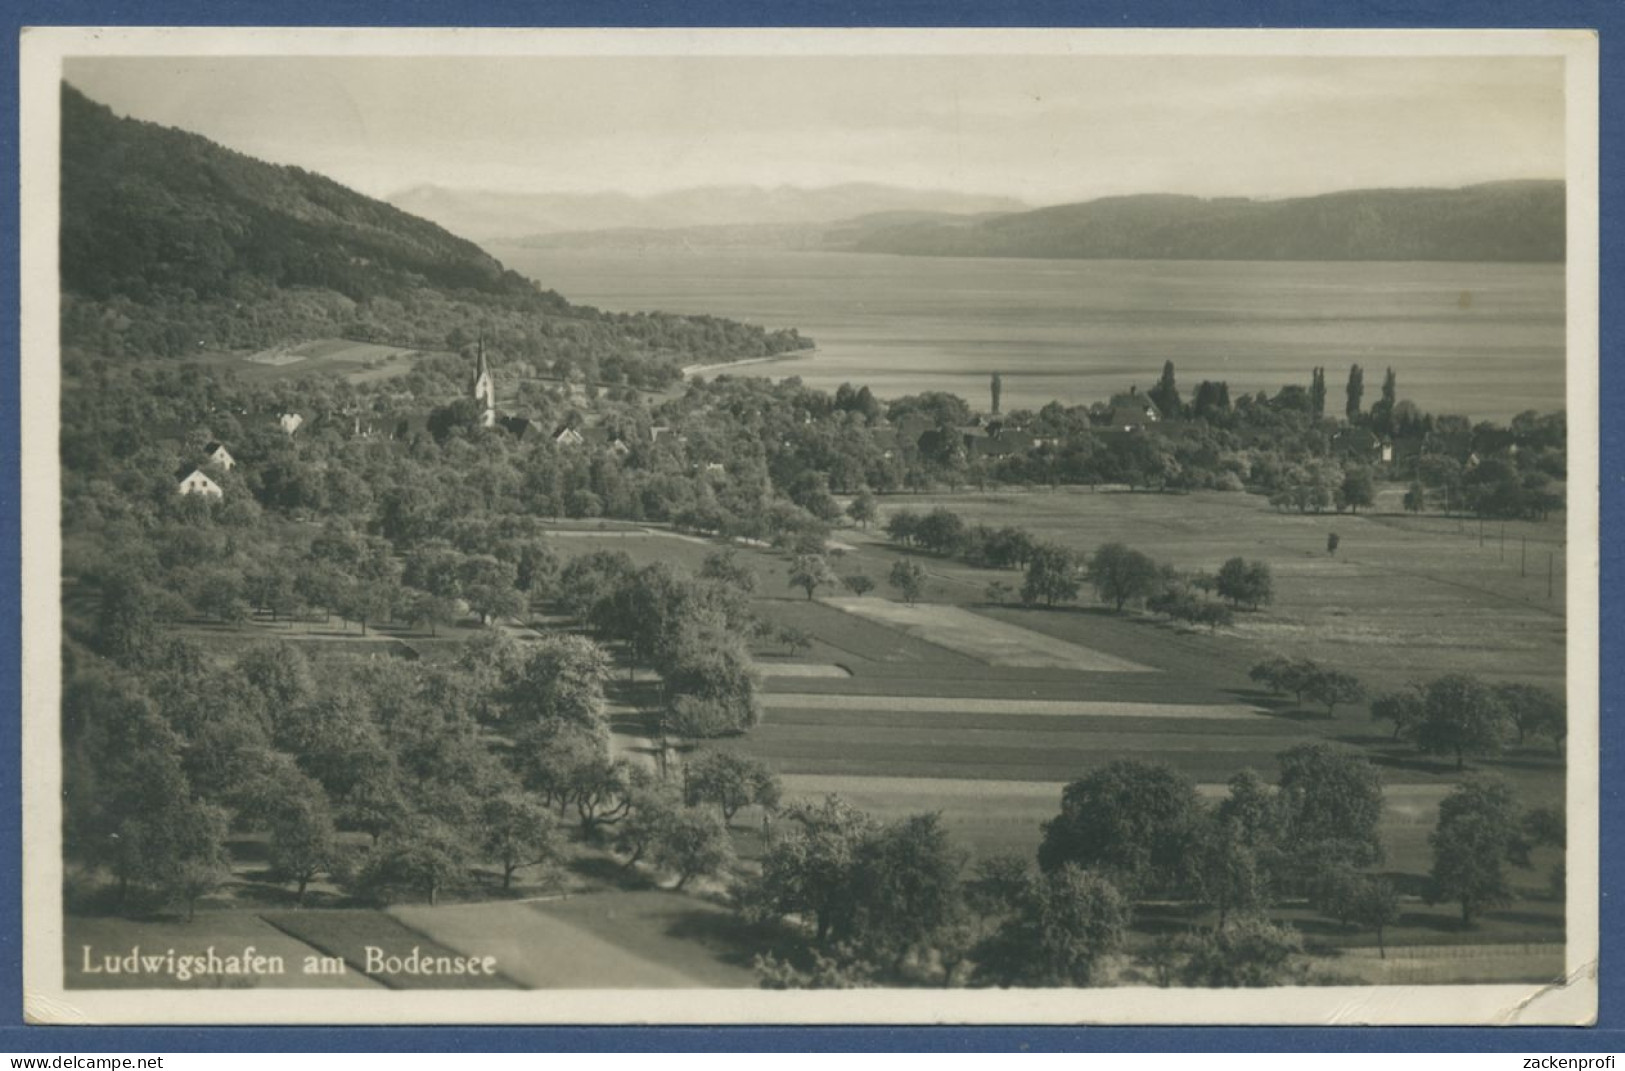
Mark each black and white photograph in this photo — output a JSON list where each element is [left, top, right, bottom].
[[18, 27, 1599, 1025]]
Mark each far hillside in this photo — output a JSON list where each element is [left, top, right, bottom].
[[851, 182, 1565, 263], [58, 83, 811, 382]]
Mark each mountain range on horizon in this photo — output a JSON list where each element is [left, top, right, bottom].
[[488, 181, 1565, 264], [387, 183, 1033, 242]]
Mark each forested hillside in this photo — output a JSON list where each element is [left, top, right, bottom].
[[852, 182, 1565, 263], [58, 83, 810, 374]]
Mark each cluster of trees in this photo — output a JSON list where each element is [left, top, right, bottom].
[[1370, 675, 1566, 767], [553, 549, 764, 740], [1249, 657, 1366, 717], [739, 743, 1552, 987]]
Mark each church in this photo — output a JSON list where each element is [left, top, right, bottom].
[[471, 337, 497, 428]]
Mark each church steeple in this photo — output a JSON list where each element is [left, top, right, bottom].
[[471, 334, 496, 427]]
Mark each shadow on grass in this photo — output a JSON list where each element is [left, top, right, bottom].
[[663, 910, 798, 970], [566, 853, 658, 892]]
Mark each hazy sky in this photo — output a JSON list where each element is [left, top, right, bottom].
[[63, 53, 1564, 204]]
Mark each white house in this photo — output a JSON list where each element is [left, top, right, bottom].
[[203, 441, 236, 471], [176, 468, 223, 499]]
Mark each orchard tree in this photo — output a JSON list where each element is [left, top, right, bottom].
[[1275, 743, 1384, 871], [684, 750, 783, 824], [789, 554, 838, 600], [888, 559, 927, 605], [700, 548, 759, 595], [1370, 685, 1426, 741], [1416, 674, 1508, 770], [1495, 682, 1565, 753], [977, 864, 1129, 987], [1429, 777, 1529, 924], [1179, 915, 1304, 987], [1215, 557, 1273, 609], [1306, 668, 1365, 717], [652, 806, 736, 890], [846, 488, 879, 529], [1339, 467, 1376, 513], [1088, 542, 1161, 612], [842, 573, 875, 597], [1037, 760, 1203, 896], [480, 793, 562, 890], [1021, 544, 1080, 607], [267, 791, 338, 907]]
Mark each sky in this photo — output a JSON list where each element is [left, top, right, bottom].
[[62, 52, 1565, 205]]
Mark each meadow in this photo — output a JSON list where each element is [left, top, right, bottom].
[[78, 487, 1564, 986]]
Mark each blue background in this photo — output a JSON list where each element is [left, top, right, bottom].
[[1, 0, 1618, 1052]]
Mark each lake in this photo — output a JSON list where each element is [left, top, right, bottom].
[[492, 247, 1566, 422]]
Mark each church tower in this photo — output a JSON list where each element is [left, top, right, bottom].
[[471, 335, 496, 427]]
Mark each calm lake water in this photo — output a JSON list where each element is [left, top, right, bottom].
[[493, 247, 1566, 422]]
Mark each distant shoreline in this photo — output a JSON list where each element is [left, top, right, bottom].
[[681, 348, 816, 379]]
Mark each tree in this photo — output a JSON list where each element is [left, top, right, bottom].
[[356, 816, 471, 906], [846, 488, 879, 529], [888, 559, 927, 605], [500, 634, 613, 733], [1148, 360, 1182, 420], [1215, 557, 1273, 609], [267, 791, 338, 907], [884, 510, 921, 547], [1309, 366, 1327, 419], [1193, 815, 1270, 929], [1179, 915, 1303, 987], [480, 793, 562, 890], [1037, 760, 1203, 897], [1305, 668, 1365, 717], [1248, 656, 1323, 706], [778, 625, 813, 659], [746, 795, 878, 944], [1088, 542, 1161, 612], [914, 508, 967, 557], [978, 864, 1128, 987], [1346, 363, 1365, 423], [684, 751, 783, 824], [1020, 544, 1080, 607], [614, 781, 682, 871], [842, 574, 875, 597], [1415, 674, 1508, 770], [700, 548, 758, 594], [1429, 777, 1529, 924], [1495, 683, 1565, 753], [990, 372, 1003, 415], [113, 798, 232, 921], [1370, 685, 1425, 741], [651, 806, 736, 890], [1403, 481, 1426, 513], [1342, 875, 1401, 958], [1275, 743, 1384, 871], [850, 812, 967, 969], [1339, 467, 1375, 513], [789, 554, 837, 600], [1326, 532, 1341, 556], [459, 554, 523, 625]]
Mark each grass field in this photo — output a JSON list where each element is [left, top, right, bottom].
[[857, 488, 1565, 693], [821, 596, 1154, 671], [389, 894, 759, 988]]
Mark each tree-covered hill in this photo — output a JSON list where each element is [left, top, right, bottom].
[[61, 83, 535, 304], [58, 83, 810, 372], [851, 182, 1565, 263]]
